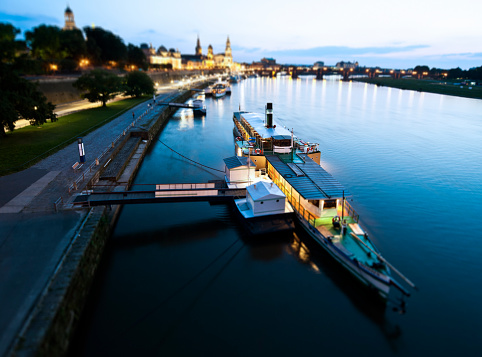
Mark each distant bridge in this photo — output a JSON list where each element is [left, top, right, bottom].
[[247, 67, 420, 81]]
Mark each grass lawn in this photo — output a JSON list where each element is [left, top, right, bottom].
[[353, 77, 482, 100], [0, 96, 149, 176]]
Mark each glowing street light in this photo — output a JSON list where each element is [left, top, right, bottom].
[[79, 59, 89, 67]]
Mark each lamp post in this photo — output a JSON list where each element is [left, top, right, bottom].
[[77, 137, 86, 163]]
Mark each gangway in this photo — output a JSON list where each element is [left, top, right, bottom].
[[158, 102, 200, 110], [73, 182, 246, 207]]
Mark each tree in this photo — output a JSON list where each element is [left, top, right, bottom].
[[0, 23, 25, 63], [25, 25, 66, 62], [0, 63, 57, 136], [73, 69, 123, 107], [127, 44, 148, 70], [124, 71, 154, 98], [83, 26, 126, 66], [467, 66, 482, 81], [447, 67, 466, 80], [59, 28, 86, 61], [413, 65, 430, 74]]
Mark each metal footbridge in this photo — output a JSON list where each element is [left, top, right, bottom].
[[73, 182, 246, 207]]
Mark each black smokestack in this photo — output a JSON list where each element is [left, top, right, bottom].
[[266, 103, 273, 128]]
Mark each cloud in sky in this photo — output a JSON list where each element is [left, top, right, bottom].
[[0, 11, 59, 32]]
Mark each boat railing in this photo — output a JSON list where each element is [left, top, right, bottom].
[[284, 193, 317, 227], [156, 183, 216, 190], [343, 201, 359, 223]]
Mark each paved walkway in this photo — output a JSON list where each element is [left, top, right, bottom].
[[0, 89, 182, 357]]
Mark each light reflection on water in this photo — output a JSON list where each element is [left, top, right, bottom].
[[71, 77, 482, 356]]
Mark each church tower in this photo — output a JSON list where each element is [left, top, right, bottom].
[[207, 44, 213, 60], [225, 36, 232, 58], [195, 36, 202, 56], [63, 6, 77, 30]]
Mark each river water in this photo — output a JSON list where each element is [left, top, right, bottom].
[[71, 76, 482, 356]]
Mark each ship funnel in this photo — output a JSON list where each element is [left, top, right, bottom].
[[266, 103, 273, 128]]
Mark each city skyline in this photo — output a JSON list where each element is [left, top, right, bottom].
[[1, 0, 481, 69]]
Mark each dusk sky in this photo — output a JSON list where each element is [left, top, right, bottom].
[[1, 0, 481, 69]]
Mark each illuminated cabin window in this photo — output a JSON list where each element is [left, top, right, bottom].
[[324, 199, 337, 209]]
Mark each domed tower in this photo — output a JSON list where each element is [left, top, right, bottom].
[[225, 36, 232, 58], [63, 6, 77, 30], [207, 44, 213, 60], [195, 36, 202, 56]]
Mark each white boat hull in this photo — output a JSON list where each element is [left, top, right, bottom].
[[213, 91, 226, 98], [295, 211, 391, 299]]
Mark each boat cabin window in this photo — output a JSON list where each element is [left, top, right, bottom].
[[272, 138, 291, 147], [308, 199, 319, 207], [324, 200, 337, 209]]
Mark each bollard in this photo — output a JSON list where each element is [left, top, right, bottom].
[[73, 182, 77, 190], [112, 142, 114, 148], [96, 158, 99, 165]]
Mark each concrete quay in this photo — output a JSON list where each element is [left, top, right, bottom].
[[0, 87, 198, 356]]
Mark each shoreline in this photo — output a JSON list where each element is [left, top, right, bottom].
[[352, 77, 482, 100]]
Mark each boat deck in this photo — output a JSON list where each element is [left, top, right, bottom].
[[314, 209, 383, 269]]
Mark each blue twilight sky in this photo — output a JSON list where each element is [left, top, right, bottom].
[[1, 0, 482, 69]]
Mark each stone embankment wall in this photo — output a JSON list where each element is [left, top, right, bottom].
[[34, 69, 223, 105]]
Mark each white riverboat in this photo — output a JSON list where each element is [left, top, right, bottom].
[[192, 99, 206, 116], [223, 156, 294, 235], [212, 82, 231, 98], [232, 103, 416, 301]]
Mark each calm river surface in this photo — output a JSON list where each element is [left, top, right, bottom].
[[71, 76, 482, 356]]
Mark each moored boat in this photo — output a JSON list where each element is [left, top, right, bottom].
[[192, 99, 206, 116], [234, 181, 295, 235], [223, 156, 294, 235], [211, 82, 231, 98], [232, 103, 416, 302]]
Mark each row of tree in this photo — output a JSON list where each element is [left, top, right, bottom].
[[74, 69, 155, 107], [0, 65, 155, 136], [0, 22, 148, 74], [413, 65, 482, 81], [0, 22, 156, 137]]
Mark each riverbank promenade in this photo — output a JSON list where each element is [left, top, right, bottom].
[[0, 88, 182, 356]]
